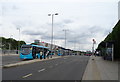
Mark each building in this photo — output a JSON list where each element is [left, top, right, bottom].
[[118, 1, 120, 20], [34, 40, 40, 44]]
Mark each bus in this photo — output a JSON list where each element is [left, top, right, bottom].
[[56, 47, 66, 56], [56, 47, 73, 56], [57, 49, 63, 56], [84, 51, 92, 56], [20, 44, 49, 60]]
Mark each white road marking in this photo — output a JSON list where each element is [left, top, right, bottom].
[[22, 73, 32, 78], [38, 68, 45, 72], [55, 64, 58, 66]]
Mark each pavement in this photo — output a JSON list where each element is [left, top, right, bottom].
[[2, 56, 89, 80], [82, 55, 118, 80]]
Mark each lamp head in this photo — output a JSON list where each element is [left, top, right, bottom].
[[55, 13, 58, 15], [48, 14, 51, 16]]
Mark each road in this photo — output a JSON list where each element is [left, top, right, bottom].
[[2, 55, 21, 66], [2, 56, 89, 80]]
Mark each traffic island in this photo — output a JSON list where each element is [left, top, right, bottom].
[[3, 56, 63, 68]]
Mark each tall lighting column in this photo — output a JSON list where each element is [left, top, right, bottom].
[[48, 13, 58, 58], [17, 27, 20, 54]]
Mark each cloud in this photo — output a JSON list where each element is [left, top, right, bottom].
[[2, 2, 19, 16], [3, 0, 118, 3], [22, 30, 45, 36], [1, 0, 118, 51], [67, 34, 91, 44], [12, 19, 33, 28], [63, 19, 74, 24], [53, 34, 65, 40], [46, 19, 74, 30], [64, 25, 110, 46], [42, 31, 65, 40]]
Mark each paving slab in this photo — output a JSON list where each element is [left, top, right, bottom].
[[82, 56, 118, 80]]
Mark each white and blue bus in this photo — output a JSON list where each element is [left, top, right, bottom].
[[20, 44, 49, 60]]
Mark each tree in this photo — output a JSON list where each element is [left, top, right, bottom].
[[97, 20, 120, 60], [0, 37, 26, 50]]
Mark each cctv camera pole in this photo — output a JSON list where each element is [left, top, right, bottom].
[[92, 39, 96, 59]]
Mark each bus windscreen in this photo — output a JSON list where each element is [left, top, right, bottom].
[[21, 45, 32, 55]]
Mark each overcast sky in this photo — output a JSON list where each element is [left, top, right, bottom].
[[0, 0, 119, 51]]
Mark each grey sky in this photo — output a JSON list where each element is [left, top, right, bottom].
[[0, 0, 119, 51], [118, 1, 120, 20]]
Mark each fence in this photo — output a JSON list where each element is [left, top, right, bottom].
[[1, 50, 18, 55]]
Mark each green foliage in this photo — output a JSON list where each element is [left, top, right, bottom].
[[0, 37, 26, 50], [112, 20, 120, 59], [104, 33, 112, 42], [97, 20, 120, 59]]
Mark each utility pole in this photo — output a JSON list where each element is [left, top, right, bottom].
[[74, 38, 76, 50], [63, 29, 69, 49]]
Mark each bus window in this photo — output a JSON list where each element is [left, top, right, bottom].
[[20, 46, 32, 55]]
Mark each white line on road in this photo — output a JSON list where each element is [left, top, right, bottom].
[[38, 68, 45, 72], [22, 73, 32, 78], [55, 64, 58, 66]]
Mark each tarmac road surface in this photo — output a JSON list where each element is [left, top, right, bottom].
[[2, 56, 89, 80]]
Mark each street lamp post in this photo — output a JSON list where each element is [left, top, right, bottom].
[[48, 13, 58, 58], [17, 27, 20, 54]]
